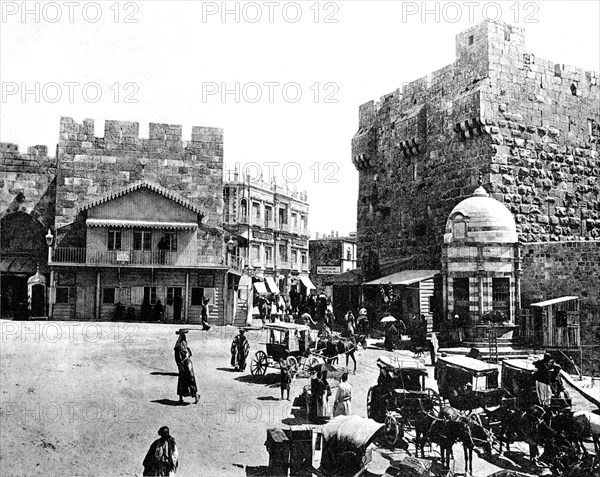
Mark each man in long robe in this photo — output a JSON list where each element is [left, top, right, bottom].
[[174, 331, 189, 370], [230, 329, 250, 371], [143, 426, 178, 476], [313, 371, 331, 423], [177, 349, 198, 404], [333, 372, 352, 417], [534, 353, 555, 407]]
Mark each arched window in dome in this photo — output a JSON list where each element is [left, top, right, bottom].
[[452, 214, 467, 239]]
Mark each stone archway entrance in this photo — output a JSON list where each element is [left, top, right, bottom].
[[1, 212, 48, 319]]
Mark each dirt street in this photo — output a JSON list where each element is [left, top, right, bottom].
[[1, 320, 590, 477]]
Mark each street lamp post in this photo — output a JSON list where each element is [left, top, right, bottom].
[[227, 237, 235, 268], [45, 229, 54, 318]]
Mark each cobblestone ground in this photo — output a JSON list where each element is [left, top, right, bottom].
[[0, 321, 597, 477]]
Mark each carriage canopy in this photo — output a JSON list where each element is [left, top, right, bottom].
[[501, 359, 537, 407], [436, 356, 499, 394]]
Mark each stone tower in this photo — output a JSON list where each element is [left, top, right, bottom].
[[353, 20, 599, 273]]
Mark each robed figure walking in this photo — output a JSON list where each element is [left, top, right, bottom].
[[230, 329, 250, 371], [143, 426, 178, 477]]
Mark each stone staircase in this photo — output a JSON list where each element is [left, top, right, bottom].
[[439, 337, 540, 361], [232, 297, 250, 328]]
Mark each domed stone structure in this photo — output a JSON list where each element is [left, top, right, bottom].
[[442, 183, 521, 341]]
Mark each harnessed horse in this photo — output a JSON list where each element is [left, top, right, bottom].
[[414, 407, 477, 476], [315, 326, 358, 373]]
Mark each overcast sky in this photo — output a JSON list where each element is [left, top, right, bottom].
[[1, 1, 599, 237]]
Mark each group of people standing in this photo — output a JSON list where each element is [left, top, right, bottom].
[[383, 314, 428, 352], [310, 371, 353, 424]]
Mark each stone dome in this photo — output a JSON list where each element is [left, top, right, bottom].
[[444, 185, 517, 244]]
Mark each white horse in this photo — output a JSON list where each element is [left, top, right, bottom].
[[572, 411, 600, 454]]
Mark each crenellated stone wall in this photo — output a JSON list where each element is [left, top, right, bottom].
[[353, 20, 599, 272], [56, 117, 225, 257]]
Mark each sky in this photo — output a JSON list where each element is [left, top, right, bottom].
[[1, 1, 599, 238]]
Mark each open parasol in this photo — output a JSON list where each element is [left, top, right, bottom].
[[380, 316, 397, 323]]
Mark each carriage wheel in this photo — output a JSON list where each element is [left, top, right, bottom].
[[251, 351, 268, 376], [425, 388, 442, 417], [385, 413, 402, 446]]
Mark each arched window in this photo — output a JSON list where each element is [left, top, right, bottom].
[[240, 199, 247, 220], [452, 214, 467, 239]]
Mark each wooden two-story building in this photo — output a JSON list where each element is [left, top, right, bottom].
[[49, 181, 241, 324]]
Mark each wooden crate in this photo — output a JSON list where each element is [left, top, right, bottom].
[[266, 428, 290, 476], [285, 426, 313, 477]]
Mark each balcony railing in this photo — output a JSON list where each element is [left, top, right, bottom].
[[264, 259, 274, 268], [250, 257, 263, 268], [52, 247, 238, 268], [264, 219, 275, 229]]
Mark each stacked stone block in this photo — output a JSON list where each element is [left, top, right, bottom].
[[0, 142, 56, 228]]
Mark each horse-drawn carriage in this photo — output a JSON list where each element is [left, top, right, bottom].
[[435, 355, 503, 412], [500, 359, 540, 410], [250, 322, 323, 375], [366, 356, 442, 446]]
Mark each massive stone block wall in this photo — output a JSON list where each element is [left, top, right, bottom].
[[0, 142, 56, 229], [56, 117, 225, 254], [521, 242, 600, 374], [353, 21, 600, 271]]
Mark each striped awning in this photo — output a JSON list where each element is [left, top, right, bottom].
[[86, 219, 198, 229], [300, 276, 316, 289], [265, 277, 280, 294], [253, 282, 268, 294]]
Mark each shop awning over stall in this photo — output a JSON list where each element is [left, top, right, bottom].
[[299, 276, 316, 290], [265, 277, 280, 294], [253, 282, 268, 294], [362, 269, 439, 286]]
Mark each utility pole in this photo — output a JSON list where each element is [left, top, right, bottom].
[[273, 178, 277, 288]]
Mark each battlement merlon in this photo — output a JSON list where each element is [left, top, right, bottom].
[[59, 117, 224, 145], [356, 20, 599, 130], [1, 142, 51, 160]]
